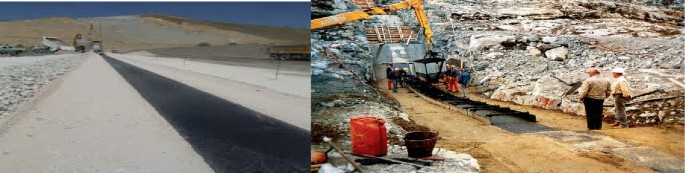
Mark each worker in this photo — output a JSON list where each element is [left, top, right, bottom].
[[390, 68, 402, 93], [444, 65, 452, 89], [400, 67, 409, 87], [386, 64, 394, 90], [578, 68, 611, 130], [611, 67, 632, 129], [458, 68, 471, 97], [447, 65, 460, 93]]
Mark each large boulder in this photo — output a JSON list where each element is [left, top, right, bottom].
[[617, 56, 631, 61], [497, 8, 563, 19], [545, 47, 569, 61], [541, 36, 557, 44], [485, 52, 505, 59], [496, 25, 523, 31], [468, 34, 516, 52], [527, 47, 542, 56]]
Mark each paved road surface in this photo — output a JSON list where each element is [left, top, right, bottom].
[[0, 53, 310, 172], [0, 53, 213, 172], [103, 54, 309, 172]]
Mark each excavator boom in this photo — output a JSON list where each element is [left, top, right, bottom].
[[311, 11, 375, 29], [311, 0, 433, 47]]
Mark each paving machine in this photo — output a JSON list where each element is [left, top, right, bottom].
[[412, 51, 445, 83], [73, 33, 89, 53]]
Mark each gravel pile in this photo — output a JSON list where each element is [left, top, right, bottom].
[[0, 55, 83, 115]]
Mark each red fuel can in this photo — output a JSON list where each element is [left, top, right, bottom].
[[350, 116, 387, 156]]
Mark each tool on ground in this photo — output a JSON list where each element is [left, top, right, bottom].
[[348, 152, 435, 170], [355, 157, 433, 166], [394, 158, 433, 166], [421, 157, 445, 161], [323, 137, 367, 173]]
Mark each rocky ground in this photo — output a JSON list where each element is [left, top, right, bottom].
[[0, 54, 84, 116], [320, 145, 480, 172], [419, 0, 685, 126], [311, 0, 483, 171], [312, 0, 683, 171]]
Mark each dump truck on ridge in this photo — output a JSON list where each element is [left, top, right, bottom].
[[267, 45, 310, 61]]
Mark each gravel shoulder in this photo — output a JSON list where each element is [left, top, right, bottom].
[[0, 53, 213, 172]]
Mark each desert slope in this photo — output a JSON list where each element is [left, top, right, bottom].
[[0, 14, 308, 51]]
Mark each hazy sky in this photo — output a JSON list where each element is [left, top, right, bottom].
[[0, 2, 311, 29]]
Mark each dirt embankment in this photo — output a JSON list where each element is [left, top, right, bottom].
[[0, 14, 309, 52]]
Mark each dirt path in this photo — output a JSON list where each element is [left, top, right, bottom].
[[467, 91, 685, 158], [380, 83, 656, 172]]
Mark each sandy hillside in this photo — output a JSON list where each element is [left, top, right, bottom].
[[0, 14, 309, 51], [0, 17, 90, 46]]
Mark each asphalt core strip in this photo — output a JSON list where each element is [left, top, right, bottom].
[[406, 79, 555, 134], [101, 55, 310, 172]]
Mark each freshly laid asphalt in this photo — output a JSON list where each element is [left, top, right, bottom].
[[102, 54, 310, 172]]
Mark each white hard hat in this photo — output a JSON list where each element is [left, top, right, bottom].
[[612, 67, 625, 74]]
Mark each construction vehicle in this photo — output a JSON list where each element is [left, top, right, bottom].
[[110, 47, 119, 53], [311, 0, 446, 82], [0, 45, 26, 56], [31, 45, 51, 53], [413, 51, 446, 83], [92, 41, 103, 54], [73, 33, 89, 53], [311, 0, 433, 47], [268, 45, 311, 61], [42, 36, 73, 52]]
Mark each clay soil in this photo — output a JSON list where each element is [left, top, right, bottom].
[[379, 82, 662, 172]]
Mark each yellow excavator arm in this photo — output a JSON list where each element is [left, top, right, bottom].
[[311, 0, 433, 46]]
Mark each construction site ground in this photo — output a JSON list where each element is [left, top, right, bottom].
[[0, 52, 310, 172], [377, 81, 684, 172]]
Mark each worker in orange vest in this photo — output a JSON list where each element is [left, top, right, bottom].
[[447, 65, 460, 93]]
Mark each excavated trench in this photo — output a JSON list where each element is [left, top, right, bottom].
[[406, 78, 556, 134]]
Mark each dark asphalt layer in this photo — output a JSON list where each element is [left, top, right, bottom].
[[101, 55, 310, 172], [407, 79, 557, 134], [490, 115, 556, 134]]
